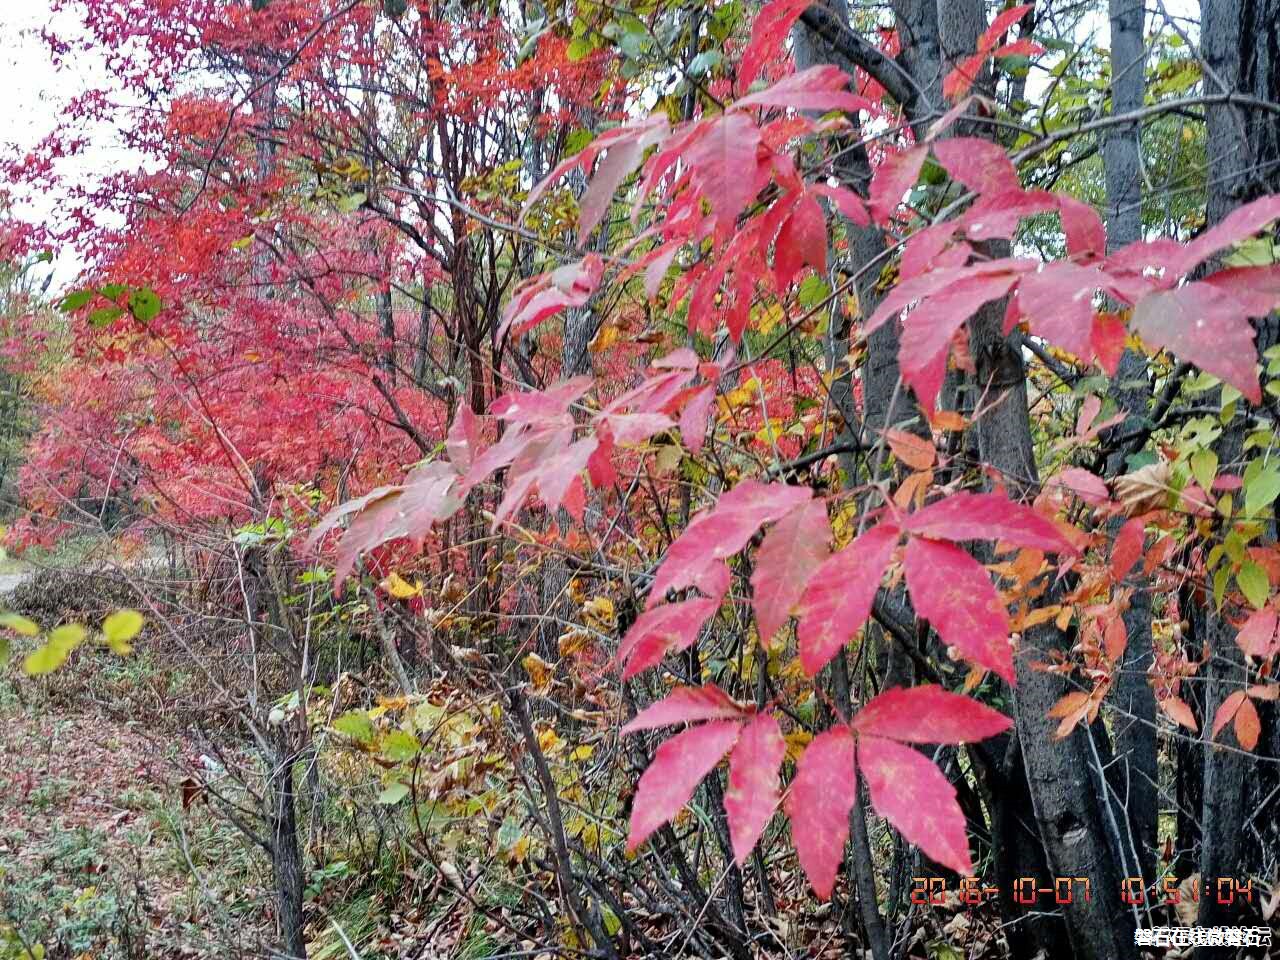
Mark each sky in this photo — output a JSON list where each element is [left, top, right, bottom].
[[0, 0, 142, 289]]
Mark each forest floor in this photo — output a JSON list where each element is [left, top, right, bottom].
[[0, 649, 277, 960]]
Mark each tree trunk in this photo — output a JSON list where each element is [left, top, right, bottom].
[[268, 738, 307, 959], [1102, 0, 1159, 889], [1197, 2, 1280, 950]]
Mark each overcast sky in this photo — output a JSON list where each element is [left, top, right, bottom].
[[0, 0, 143, 289]]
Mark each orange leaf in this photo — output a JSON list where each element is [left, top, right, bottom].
[[1234, 697, 1261, 751], [1160, 695, 1198, 732], [883, 429, 936, 470]]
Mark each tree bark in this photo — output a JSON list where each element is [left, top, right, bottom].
[[1102, 0, 1159, 890], [1197, 2, 1280, 950]]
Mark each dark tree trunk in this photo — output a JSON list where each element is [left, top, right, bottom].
[[1197, 1, 1280, 951], [1102, 0, 1160, 890], [268, 738, 307, 959]]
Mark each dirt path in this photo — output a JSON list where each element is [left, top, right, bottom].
[[0, 572, 28, 594]]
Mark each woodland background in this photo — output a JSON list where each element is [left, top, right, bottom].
[[1, 0, 1280, 958]]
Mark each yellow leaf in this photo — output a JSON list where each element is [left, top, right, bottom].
[[558, 629, 592, 657], [756, 303, 785, 335], [581, 596, 615, 629], [537, 726, 563, 755], [570, 744, 595, 762], [589, 323, 621, 354], [0, 613, 40, 637], [49, 624, 88, 649], [102, 610, 143, 655], [381, 572, 423, 599], [24, 642, 70, 676], [523, 652, 554, 691], [507, 835, 530, 863]]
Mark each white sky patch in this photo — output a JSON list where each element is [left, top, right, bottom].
[[0, 1, 146, 289]]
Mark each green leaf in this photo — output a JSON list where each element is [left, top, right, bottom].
[[1214, 565, 1230, 608], [1243, 462, 1280, 516], [336, 192, 367, 214], [380, 729, 421, 762], [102, 609, 143, 654], [128, 288, 162, 323], [377, 781, 410, 805], [687, 50, 723, 78], [99, 283, 127, 300], [1238, 561, 1270, 609], [1190, 449, 1218, 492], [0, 612, 40, 636], [0, 636, 9, 663], [566, 36, 594, 61], [58, 289, 94, 312], [797, 274, 831, 309], [333, 710, 375, 743], [88, 306, 125, 327]]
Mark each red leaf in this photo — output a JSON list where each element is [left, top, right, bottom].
[[964, 190, 1059, 242], [978, 3, 1034, 53], [943, 52, 987, 100], [578, 119, 670, 243], [446, 405, 481, 473], [851, 685, 1012, 744], [535, 436, 598, 514], [490, 376, 593, 424], [900, 222, 961, 280], [579, 139, 642, 243], [903, 537, 1013, 683], [752, 499, 831, 646], [724, 712, 786, 864], [326, 462, 462, 590], [902, 491, 1076, 553], [1130, 283, 1261, 403], [737, 0, 810, 93], [866, 258, 1036, 335], [735, 64, 876, 115], [1111, 517, 1145, 581], [649, 481, 812, 604], [993, 36, 1045, 57], [684, 112, 765, 226], [627, 722, 742, 852], [795, 523, 900, 675], [811, 183, 870, 226], [1236, 607, 1279, 659], [869, 145, 927, 224], [499, 259, 603, 339], [1091, 310, 1128, 374], [1181, 195, 1280, 276], [622, 684, 746, 733], [931, 138, 1019, 197], [1200, 265, 1280, 316], [1016, 262, 1104, 360], [678, 384, 717, 453], [784, 726, 856, 899], [1057, 194, 1106, 260], [1054, 467, 1111, 506], [858, 735, 974, 874], [898, 272, 1022, 409], [617, 598, 721, 678], [775, 194, 828, 290]]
